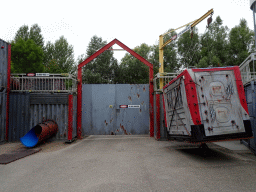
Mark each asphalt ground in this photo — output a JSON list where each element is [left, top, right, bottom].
[[1, 135, 256, 192]]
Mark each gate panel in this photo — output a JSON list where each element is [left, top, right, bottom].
[[82, 84, 116, 135], [243, 82, 256, 153], [115, 84, 149, 135], [82, 84, 149, 135]]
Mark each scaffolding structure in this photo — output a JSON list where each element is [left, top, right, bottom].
[[153, 72, 178, 92], [239, 52, 256, 85]]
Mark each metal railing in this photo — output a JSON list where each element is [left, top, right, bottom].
[[11, 73, 77, 93], [153, 72, 179, 92], [239, 52, 256, 85]]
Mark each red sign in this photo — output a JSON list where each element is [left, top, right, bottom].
[[26, 73, 35, 76], [171, 35, 177, 41], [119, 105, 128, 108]]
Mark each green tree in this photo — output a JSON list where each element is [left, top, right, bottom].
[[14, 24, 44, 48], [11, 38, 44, 73], [80, 35, 118, 84], [120, 43, 151, 84], [227, 18, 254, 66], [197, 16, 229, 68], [162, 29, 180, 72], [44, 36, 75, 74], [150, 29, 179, 75], [177, 27, 201, 69], [14, 25, 29, 42]]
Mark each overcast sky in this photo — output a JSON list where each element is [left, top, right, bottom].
[[1, 0, 254, 63]]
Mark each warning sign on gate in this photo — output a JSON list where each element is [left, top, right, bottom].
[[119, 105, 128, 108], [128, 105, 140, 108], [119, 105, 140, 108]]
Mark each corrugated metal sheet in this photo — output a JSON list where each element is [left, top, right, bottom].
[[243, 82, 256, 153], [9, 93, 30, 141], [154, 93, 167, 140], [0, 38, 9, 92], [0, 38, 9, 142], [9, 93, 77, 141], [30, 93, 69, 104], [0, 92, 6, 142], [72, 95, 77, 138], [82, 84, 149, 135]]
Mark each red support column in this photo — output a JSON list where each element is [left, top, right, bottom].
[[149, 68, 154, 137], [68, 94, 73, 141], [5, 44, 11, 141], [77, 67, 82, 139], [156, 94, 160, 140]]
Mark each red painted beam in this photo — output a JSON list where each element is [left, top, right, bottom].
[[68, 94, 73, 141], [78, 39, 117, 69], [78, 39, 153, 69], [77, 67, 82, 139], [113, 39, 153, 69], [5, 44, 11, 141]]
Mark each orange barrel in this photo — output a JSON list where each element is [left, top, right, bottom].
[[20, 120, 58, 148]]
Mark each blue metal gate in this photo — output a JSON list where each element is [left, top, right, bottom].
[[243, 81, 256, 153], [82, 84, 149, 135]]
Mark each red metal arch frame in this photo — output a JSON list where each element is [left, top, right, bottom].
[[76, 39, 154, 138]]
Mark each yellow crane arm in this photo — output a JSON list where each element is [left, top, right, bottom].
[[161, 20, 197, 37], [160, 9, 214, 50], [160, 20, 197, 50], [191, 9, 214, 28], [158, 9, 214, 90]]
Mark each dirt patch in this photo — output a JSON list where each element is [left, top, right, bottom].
[[0, 142, 25, 155], [0, 138, 81, 155]]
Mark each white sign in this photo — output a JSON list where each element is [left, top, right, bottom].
[[36, 73, 50, 77], [177, 26, 191, 39], [128, 105, 140, 108]]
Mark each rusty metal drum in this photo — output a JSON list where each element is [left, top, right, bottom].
[[20, 120, 58, 148]]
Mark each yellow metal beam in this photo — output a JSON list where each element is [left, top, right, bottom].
[[160, 20, 197, 50], [158, 9, 213, 90], [162, 20, 196, 37], [191, 9, 214, 28], [159, 35, 164, 89]]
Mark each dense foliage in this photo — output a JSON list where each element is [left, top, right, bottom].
[[78, 36, 118, 84], [10, 16, 255, 84], [11, 24, 75, 74], [11, 38, 44, 73]]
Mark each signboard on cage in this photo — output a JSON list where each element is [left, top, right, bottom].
[[26, 73, 35, 76], [36, 73, 50, 77]]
